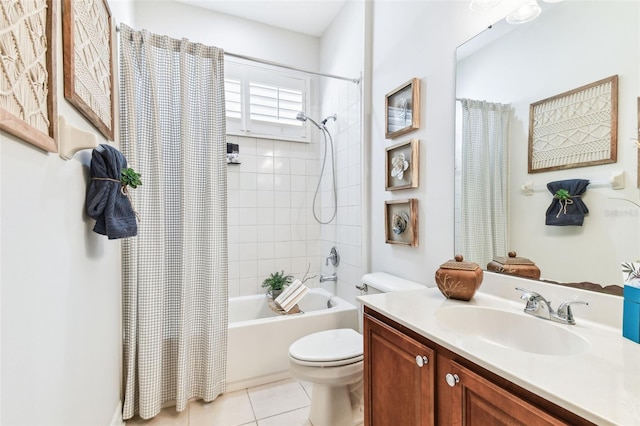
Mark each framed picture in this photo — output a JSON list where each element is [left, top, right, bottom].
[[386, 139, 419, 191], [0, 0, 58, 152], [385, 199, 418, 247], [63, 0, 114, 140], [385, 78, 420, 139], [528, 75, 618, 173]]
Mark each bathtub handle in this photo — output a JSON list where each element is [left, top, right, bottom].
[[415, 355, 429, 367]]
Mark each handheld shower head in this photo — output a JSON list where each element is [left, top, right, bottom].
[[296, 111, 323, 129]]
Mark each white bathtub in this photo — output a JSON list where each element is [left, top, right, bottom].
[[226, 288, 359, 391]]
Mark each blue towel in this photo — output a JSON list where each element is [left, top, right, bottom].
[[86, 144, 138, 239], [545, 179, 589, 226]]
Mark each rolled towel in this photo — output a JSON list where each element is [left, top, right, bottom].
[[545, 179, 589, 226], [86, 144, 138, 239]]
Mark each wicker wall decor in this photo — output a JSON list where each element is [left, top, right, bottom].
[[63, 0, 114, 140], [528, 75, 618, 173], [0, 0, 57, 152]]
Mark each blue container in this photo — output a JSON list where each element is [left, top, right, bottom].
[[623, 285, 640, 343]]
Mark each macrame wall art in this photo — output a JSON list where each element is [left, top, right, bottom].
[[528, 75, 618, 173], [62, 0, 114, 140], [0, 0, 57, 152]]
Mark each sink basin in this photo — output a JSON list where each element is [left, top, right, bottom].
[[435, 305, 590, 356]]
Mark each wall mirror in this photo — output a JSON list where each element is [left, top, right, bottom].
[[454, 1, 639, 295]]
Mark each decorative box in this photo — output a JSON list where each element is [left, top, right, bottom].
[[435, 255, 483, 301], [623, 285, 640, 343], [486, 251, 541, 280]]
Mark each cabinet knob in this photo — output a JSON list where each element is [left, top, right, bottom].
[[415, 355, 429, 367], [445, 373, 460, 387]]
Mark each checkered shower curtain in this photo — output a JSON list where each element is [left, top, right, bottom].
[[118, 24, 228, 420], [460, 99, 510, 268]]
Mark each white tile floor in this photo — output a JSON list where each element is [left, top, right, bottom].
[[126, 379, 313, 426]]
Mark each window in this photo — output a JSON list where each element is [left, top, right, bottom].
[[225, 59, 310, 142]]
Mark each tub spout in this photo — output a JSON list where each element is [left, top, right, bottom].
[[320, 273, 337, 283]]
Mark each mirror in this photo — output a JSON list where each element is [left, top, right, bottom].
[[455, 1, 639, 295]]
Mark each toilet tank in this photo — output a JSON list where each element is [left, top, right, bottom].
[[360, 272, 425, 295]]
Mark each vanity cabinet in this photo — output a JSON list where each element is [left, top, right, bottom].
[[363, 307, 593, 426]]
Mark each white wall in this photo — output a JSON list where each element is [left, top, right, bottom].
[[1, 1, 122, 424], [369, 0, 530, 286], [457, 1, 639, 286], [112, 0, 320, 72]]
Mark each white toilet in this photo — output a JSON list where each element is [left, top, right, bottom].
[[288, 272, 424, 426]]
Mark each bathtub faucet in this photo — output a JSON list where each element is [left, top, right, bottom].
[[320, 273, 337, 283]]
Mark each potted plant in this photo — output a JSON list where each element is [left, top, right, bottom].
[[262, 270, 293, 299]]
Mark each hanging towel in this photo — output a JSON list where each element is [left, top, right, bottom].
[[545, 179, 589, 226], [86, 144, 138, 239]]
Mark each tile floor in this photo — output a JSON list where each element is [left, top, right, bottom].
[[126, 379, 313, 426]]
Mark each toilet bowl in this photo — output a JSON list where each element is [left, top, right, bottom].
[[288, 328, 364, 426], [289, 273, 425, 425]]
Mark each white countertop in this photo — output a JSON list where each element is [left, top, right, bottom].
[[357, 278, 640, 426]]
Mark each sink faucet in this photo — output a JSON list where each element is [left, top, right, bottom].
[[320, 273, 337, 283], [515, 288, 588, 325]]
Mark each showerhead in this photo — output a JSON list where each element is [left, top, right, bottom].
[[296, 111, 322, 129], [296, 111, 337, 129]]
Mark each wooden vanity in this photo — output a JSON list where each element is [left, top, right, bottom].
[[357, 278, 638, 426], [364, 307, 591, 425]]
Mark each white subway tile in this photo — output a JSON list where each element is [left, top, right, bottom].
[[256, 174, 274, 191], [228, 261, 239, 280], [257, 225, 275, 242], [274, 140, 291, 157], [258, 156, 274, 173], [257, 190, 275, 208], [228, 225, 240, 244], [274, 157, 291, 174], [290, 241, 307, 257], [238, 260, 257, 279], [257, 242, 275, 260], [239, 173, 257, 190], [256, 207, 275, 225], [258, 259, 276, 277], [238, 225, 257, 243], [238, 190, 258, 208], [228, 243, 240, 262], [273, 191, 291, 208], [256, 140, 274, 157], [238, 208, 258, 225], [238, 243, 258, 261], [274, 242, 291, 258], [239, 278, 258, 296], [274, 208, 291, 225], [274, 175, 291, 191], [274, 225, 291, 242], [238, 136, 257, 155]]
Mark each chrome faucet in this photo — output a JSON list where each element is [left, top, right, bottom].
[[320, 272, 337, 283], [515, 288, 588, 325]]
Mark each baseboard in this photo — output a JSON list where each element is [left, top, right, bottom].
[[225, 371, 292, 392], [111, 400, 124, 426]]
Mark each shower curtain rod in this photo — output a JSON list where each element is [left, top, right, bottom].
[[115, 25, 360, 84]]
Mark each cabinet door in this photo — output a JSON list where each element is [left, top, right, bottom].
[[364, 313, 435, 426], [445, 360, 569, 426]]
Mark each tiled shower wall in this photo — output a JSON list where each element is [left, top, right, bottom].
[[227, 79, 362, 302], [227, 136, 323, 297]]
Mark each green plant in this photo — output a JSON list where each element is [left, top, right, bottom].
[[261, 270, 293, 291], [121, 167, 142, 189]]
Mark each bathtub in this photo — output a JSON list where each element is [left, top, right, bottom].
[[226, 288, 359, 391]]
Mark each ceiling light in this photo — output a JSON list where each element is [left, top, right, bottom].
[[506, 0, 541, 24], [469, 0, 503, 11]]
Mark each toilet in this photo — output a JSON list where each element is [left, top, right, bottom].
[[288, 272, 424, 426]]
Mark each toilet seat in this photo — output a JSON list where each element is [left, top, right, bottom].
[[289, 328, 363, 367]]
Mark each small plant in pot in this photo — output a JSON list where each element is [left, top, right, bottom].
[[262, 270, 293, 299]]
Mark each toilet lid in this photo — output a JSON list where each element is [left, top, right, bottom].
[[289, 328, 363, 364]]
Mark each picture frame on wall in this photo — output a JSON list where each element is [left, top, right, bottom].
[[528, 75, 618, 173], [63, 0, 115, 140], [0, 0, 58, 152], [385, 139, 419, 191], [385, 199, 418, 247], [385, 78, 420, 139]]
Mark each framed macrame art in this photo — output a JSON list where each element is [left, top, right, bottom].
[[0, 0, 58, 152], [62, 0, 114, 140], [528, 75, 618, 173]]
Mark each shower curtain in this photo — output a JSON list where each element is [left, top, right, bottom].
[[118, 24, 228, 419], [460, 99, 510, 268]]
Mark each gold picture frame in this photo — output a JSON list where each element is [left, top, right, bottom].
[[386, 139, 419, 191], [528, 75, 618, 173], [0, 0, 58, 152], [385, 199, 418, 247], [63, 0, 114, 140], [385, 78, 420, 139]]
